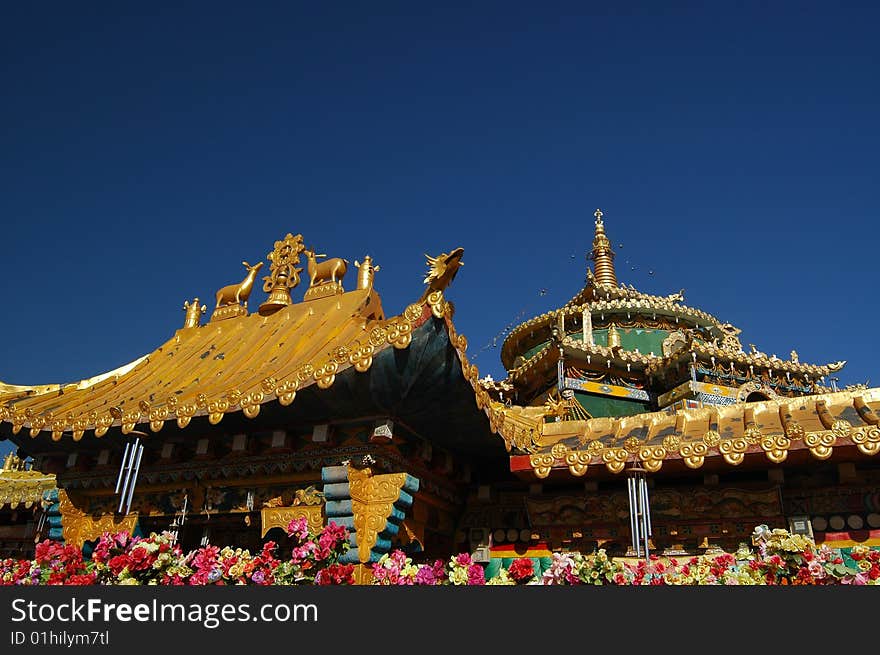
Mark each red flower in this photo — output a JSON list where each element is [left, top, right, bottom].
[[508, 558, 535, 584]]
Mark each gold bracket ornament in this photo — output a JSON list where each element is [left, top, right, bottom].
[[260, 505, 323, 537], [348, 467, 416, 564], [259, 233, 306, 316], [58, 490, 138, 548]]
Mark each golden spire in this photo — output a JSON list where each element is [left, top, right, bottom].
[[589, 208, 618, 287]]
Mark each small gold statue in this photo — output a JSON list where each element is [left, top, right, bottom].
[[354, 255, 380, 290], [182, 298, 206, 329], [214, 261, 264, 310], [303, 248, 348, 288]]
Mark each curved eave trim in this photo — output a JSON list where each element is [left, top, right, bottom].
[[646, 345, 845, 378], [501, 292, 726, 370]]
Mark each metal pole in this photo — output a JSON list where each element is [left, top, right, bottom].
[[114, 441, 132, 494], [122, 441, 144, 515], [116, 441, 137, 513], [627, 477, 637, 555], [639, 476, 650, 558]]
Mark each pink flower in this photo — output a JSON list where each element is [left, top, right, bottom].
[[467, 564, 485, 586], [286, 517, 310, 541]]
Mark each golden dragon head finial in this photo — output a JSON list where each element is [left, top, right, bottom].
[[420, 247, 464, 301]]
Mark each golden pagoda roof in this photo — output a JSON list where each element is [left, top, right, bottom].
[[0, 454, 55, 509], [493, 386, 880, 478], [501, 211, 844, 379]]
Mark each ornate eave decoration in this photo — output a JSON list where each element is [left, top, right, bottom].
[[0, 457, 56, 509], [516, 388, 880, 478]]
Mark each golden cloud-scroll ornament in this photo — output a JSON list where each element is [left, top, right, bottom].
[[805, 431, 836, 460], [603, 448, 629, 474], [176, 403, 196, 429], [719, 437, 749, 466], [206, 396, 229, 424], [315, 362, 338, 389], [241, 391, 264, 419], [386, 320, 412, 349], [852, 426, 880, 456], [122, 409, 141, 434], [530, 454, 555, 479], [565, 451, 591, 476], [95, 413, 113, 437], [276, 380, 298, 406], [349, 344, 374, 372], [680, 441, 708, 469], [295, 363, 314, 381], [73, 416, 88, 441], [761, 435, 791, 464], [639, 446, 666, 472], [29, 415, 45, 438]]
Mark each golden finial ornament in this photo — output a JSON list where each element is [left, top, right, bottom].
[[259, 233, 306, 316], [790, 350, 799, 363], [589, 208, 618, 287], [354, 255, 381, 290], [182, 298, 206, 329]]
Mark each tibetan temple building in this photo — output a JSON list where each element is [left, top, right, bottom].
[[1, 215, 879, 573]]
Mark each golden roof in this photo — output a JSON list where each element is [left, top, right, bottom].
[[0, 234, 487, 444], [0, 286, 432, 439], [495, 386, 880, 478]]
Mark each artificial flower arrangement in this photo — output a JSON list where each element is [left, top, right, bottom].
[[1, 524, 877, 585]]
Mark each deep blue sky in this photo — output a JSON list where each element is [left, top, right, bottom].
[[1, 2, 877, 403]]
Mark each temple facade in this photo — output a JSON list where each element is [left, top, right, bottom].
[[1, 216, 878, 577]]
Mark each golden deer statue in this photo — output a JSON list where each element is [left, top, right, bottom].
[[303, 248, 348, 287], [215, 261, 264, 309]]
